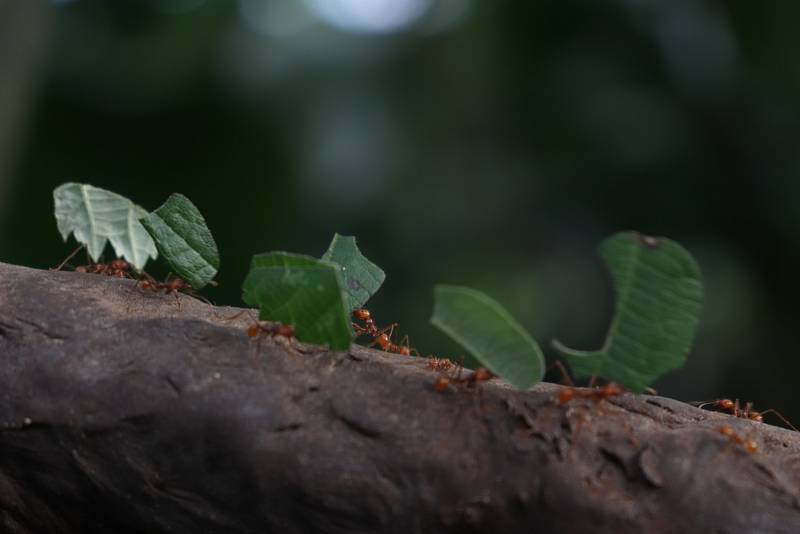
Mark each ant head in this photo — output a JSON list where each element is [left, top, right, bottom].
[[749, 412, 763, 423], [434, 376, 450, 392], [110, 260, 129, 270], [377, 333, 390, 347], [558, 388, 576, 405], [277, 325, 295, 338], [744, 440, 758, 454], [718, 399, 735, 410], [473, 368, 493, 382], [398, 346, 410, 356], [718, 426, 735, 437], [603, 383, 623, 396], [352, 309, 371, 321], [246, 324, 261, 337], [75, 266, 88, 273]]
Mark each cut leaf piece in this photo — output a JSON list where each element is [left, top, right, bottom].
[[141, 193, 219, 290], [321, 234, 385, 311], [53, 182, 157, 271], [431, 285, 544, 390], [242, 252, 352, 351], [553, 231, 704, 393]]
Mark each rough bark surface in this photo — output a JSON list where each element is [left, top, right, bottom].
[[1, 261, 799, 533]]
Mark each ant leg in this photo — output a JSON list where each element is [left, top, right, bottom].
[[52, 244, 85, 271], [758, 409, 800, 432], [551, 360, 575, 387], [588, 375, 597, 388]]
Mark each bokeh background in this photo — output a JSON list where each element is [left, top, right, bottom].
[[2, 0, 799, 421]]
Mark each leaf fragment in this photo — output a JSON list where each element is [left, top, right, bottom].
[[242, 252, 352, 351], [553, 231, 704, 392], [431, 285, 545, 389], [141, 193, 219, 290], [321, 234, 385, 311], [53, 182, 157, 270]]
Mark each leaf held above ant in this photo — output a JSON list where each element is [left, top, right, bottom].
[[321, 233, 386, 312], [242, 252, 352, 351], [430, 285, 545, 390], [552, 231, 704, 393], [53, 182, 157, 271], [141, 193, 220, 290]]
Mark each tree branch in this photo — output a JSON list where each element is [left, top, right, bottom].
[[1, 262, 799, 533]]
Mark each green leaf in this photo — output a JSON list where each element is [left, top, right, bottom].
[[431, 285, 545, 389], [553, 231, 704, 393], [321, 234, 385, 311], [141, 193, 219, 290], [53, 182, 158, 270], [242, 252, 352, 351]]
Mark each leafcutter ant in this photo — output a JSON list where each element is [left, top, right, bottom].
[[135, 273, 210, 310], [53, 245, 134, 278], [695, 398, 798, 432], [557, 383, 624, 406], [220, 309, 296, 358], [352, 308, 418, 356], [717, 425, 758, 454], [434, 366, 494, 392], [426, 357, 455, 372]]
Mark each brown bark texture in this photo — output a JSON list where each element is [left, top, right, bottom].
[[1, 261, 799, 533]]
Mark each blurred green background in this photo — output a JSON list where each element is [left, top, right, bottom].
[[1, 0, 799, 421]]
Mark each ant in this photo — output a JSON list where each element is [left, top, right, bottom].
[[135, 273, 207, 310], [557, 383, 624, 406], [351, 308, 418, 357], [220, 309, 296, 357], [75, 259, 133, 278], [52, 245, 133, 278], [696, 398, 798, 431], [717, 425, 758, 454], [434, 366, 494, 392], [426, 357, 455, 372]]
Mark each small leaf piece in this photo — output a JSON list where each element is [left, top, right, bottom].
[[321, 234, 386, 311], [53, 182, 158, 271], [242, 252, 352, 351], [553, 231, 704, 393], [431, 285, 545, 390], [141, 193, 219, 290]]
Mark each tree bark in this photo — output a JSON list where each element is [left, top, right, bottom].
[[1, 261, 799, 533]]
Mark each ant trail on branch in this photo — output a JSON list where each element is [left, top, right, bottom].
[[352, 308, 420, 357], [717, 425, 758, 454], [695, 398, 799, 432]]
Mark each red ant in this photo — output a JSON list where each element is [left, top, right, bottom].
[[717, 425, 758, 454], [352, 308, 418, 356], [426, 357, 455, 372], [557, 383, 624, 406], [696, 398, 798, 431], [75, 259, 133, 278], [135, 273, 207, 310], [434, 366, 494, 392], [220, 309, 296, 358], [53, 245, 134, 278]]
